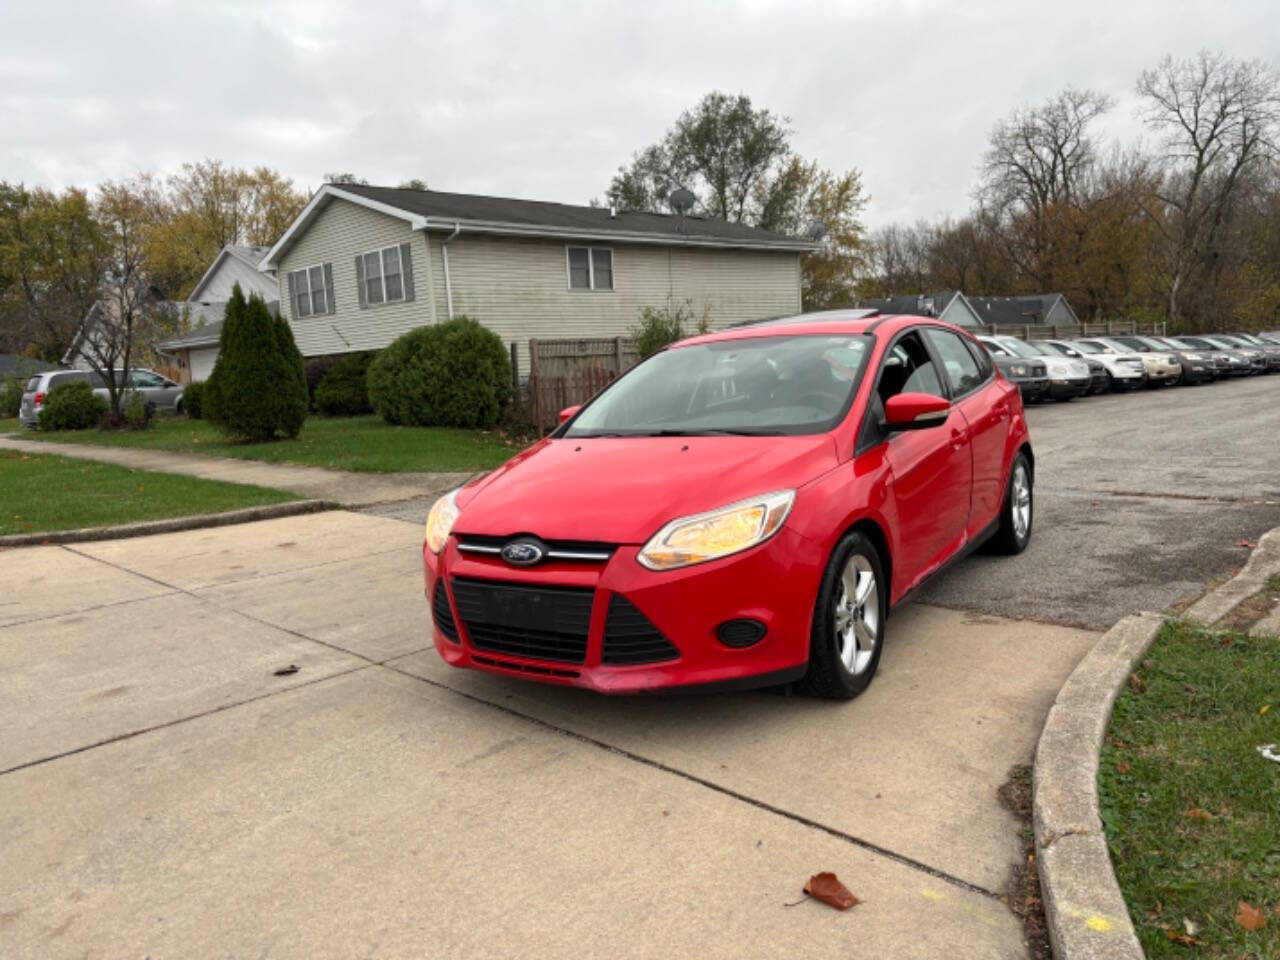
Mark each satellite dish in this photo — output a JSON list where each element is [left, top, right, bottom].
[[807, 219, 827, 242], [668, 188, 696, 215]]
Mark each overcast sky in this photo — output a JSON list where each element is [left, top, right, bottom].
[[3, 0, 1278, 229]]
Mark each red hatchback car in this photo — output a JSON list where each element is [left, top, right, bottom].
[[423, 310, 1033, 699]]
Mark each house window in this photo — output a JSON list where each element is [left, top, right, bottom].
[[290, 264, 331, 317], [361, 245, 405, 305], [567, 246, 613, 291]]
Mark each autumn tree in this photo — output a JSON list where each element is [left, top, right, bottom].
[[0, 183, 107, 361], [606, 92, 869, 307]]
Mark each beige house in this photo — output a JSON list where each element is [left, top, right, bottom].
[[258, 183, 817, 371]]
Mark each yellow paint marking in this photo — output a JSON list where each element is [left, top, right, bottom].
[[1085, 916, 1112, 932], [920, 888, 947, 902]]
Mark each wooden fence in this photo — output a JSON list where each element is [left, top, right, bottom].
[[977, 320, 1168, 340], [528, 336, 640, 431]]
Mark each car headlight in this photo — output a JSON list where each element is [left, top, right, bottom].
[[637, 490, 795, 571], [424, 488, 461, 554], [1009, 363, 1029, 376]]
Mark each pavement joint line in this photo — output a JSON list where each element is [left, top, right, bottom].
[[1038, 486, 1278, 506], [0, 589, 186, 633], [0, 661, 380, 779], [52, 544, 1004, 900], [375, 659, 1003, 902]]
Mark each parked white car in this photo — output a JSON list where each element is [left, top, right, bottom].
[[1075, 337, 1181, 386], [1035, 338, 1146, 392]]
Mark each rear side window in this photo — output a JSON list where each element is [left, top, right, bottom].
[[923, 328, 984, 397], [25, 377, 41, 392]]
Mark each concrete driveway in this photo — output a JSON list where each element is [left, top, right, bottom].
[[1, 511, 1095, 959]]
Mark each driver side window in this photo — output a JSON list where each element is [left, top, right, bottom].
[[860, 332, 944, 451]]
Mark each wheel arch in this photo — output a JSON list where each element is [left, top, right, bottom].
[[842, 516, 892, 612]]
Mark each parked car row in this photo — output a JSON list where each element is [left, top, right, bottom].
[[975, 331, 1280, 402], [18, 368, 186, 428]]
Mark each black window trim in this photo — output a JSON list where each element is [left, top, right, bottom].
[[856, 325, 948, 455], [920, 324, 989, 402]]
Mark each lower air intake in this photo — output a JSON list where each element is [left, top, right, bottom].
[[602, 595, 680, 665]]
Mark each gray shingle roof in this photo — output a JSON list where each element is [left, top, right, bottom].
[[0, 354, 58, 377], [967, 294, 1069, 326], [333, 183, 813, 248], [225, 245, 270, 268], [859, 291, 963, 318]]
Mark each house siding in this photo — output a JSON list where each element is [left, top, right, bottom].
[[192, 255, 275, 302], [276, 200, 432, 357], [433, 233, 801, 373], [278, 196, 803, 366]]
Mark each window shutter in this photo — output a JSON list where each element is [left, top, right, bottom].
[[323, 263, 336, 315], [286, 271, 296, 317], [355, 255, 367, 309], [399, 242, 415, 301]]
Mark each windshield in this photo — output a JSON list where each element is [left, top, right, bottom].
[[995, 337, 1042, 359], [1034, 340, 1079, 357], [564, 334, 872, 437], [1070, 341, 1102, 355]]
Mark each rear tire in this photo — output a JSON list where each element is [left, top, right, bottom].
[[796, 532, 886, 700], [990, 453, 1033, 555]]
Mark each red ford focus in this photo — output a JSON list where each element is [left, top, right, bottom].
[[423, 310, 1033, 699]]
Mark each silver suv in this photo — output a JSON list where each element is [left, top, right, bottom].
[[19, 368, 185, 428]]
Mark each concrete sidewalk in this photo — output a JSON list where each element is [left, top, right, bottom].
[[0, 435, 468, 507]]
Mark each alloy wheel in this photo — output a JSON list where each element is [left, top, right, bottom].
[[1012, 463, 1032, 540], [833, 554, 879, 675]]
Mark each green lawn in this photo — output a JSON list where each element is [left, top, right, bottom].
[[25, 414, 522, 473], [0, 417, 19, 434], [1100, 620, 1280, 958], [0, 450, 298, 535]]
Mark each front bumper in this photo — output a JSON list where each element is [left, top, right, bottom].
[[1048, 376, 1091, 399], [1013, 376, 1050, 400], [1179, 362, 1214, 383], [423, 528, 823, 694]]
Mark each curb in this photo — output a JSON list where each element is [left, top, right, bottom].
[[0, 499, 336, 548], [1182, 526, 1280, 625], [1033, 611, 1164, 960]]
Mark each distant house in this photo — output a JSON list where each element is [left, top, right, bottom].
[[257, 183, 819, 371], [0, 355, 56, 381], [858, 291, 982, 327], [158, 245, 278, 383], [967, 294, 1080, 328]]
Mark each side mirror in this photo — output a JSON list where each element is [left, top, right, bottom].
[[884, 393, 950, 431], [558, 405, 582, 425]]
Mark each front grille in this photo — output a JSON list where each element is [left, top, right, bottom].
[[456, 534, 617, 563], [1031, 363, 1046, 377], [450, 577, 594, 664], [432, 579, 458, 643], [602, 595, 680, 665]]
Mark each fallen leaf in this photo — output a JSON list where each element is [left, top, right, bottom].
[[1235, 538, 1258, 549], [1182, 917, 1200, 937], [803, 872, 860, 911], [1236, 901, 1266, 932], [273, 664, 300, 676], [1183, 808, 1214, 821], [1164, 928, 1199, 946], [1262, 704, 1271, 716], [1129, 673, 1146, 693], [1116, 760, 1131, 774]]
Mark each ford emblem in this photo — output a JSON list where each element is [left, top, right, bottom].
[[501, 538, 546, 566]]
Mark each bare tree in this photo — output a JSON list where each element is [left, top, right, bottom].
[[78, 179, 174, 418], [980, 88, 1114, 288], [1137, 52, 1280, 326]]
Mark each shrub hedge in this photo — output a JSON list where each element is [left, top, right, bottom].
[[39, 380, 108, 431], [314, 351, 375, 416], [367, 317, 511, 429], [182, 380, 205, 419]]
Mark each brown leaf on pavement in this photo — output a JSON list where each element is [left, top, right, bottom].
[[803, 872, 861, 910], [1235, 538, 1258, 549], [1235, 901, 1266, 932]]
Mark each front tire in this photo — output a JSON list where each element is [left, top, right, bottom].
[[796, 532, 886, 700], [990, 453, 1033, 555]]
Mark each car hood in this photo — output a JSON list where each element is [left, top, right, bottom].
[[453, 434, 839, 544]]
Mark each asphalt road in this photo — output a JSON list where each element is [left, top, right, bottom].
[[916, 373, 1280, 627]]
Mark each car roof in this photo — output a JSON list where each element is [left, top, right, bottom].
[[678, 311, 975, 347]]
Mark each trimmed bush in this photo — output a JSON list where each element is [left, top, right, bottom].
[[367, 317, 512, 429], [182, 380, 205, 419], [314, 351, 375, 416], [1, 375, 24, 418], [304, 355, 341, 404], [122, 390, 153, 430], [39, 380, 108, 431], [205, 285, 309, 442]]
